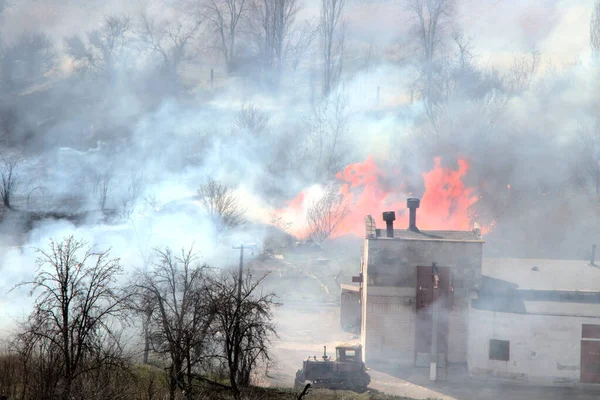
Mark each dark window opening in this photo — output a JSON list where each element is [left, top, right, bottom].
[[489, 339, 510, 361], [336, 348, 357, 361], [583, 324, 600, 339]]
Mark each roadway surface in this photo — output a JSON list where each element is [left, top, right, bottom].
[[266, 305, 600, 400]]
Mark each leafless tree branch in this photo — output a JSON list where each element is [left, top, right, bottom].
[[198, 178, 247, 236], [305, 182, 349, 243]]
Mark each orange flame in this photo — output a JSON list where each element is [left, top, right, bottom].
[[277, 156, 492, 238]]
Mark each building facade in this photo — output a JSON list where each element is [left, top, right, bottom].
[[344, 199, 600, 384], [356, 199, 483, 368]]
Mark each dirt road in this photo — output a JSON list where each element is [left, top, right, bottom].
[[266, 305, 600, 400]]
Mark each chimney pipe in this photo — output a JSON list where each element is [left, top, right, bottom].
[[407, 198, 420, 232], [592, 244, 597, 266], [382, 211, 396, 238]]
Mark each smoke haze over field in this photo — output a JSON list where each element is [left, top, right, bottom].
[[0, 0, 600, 335]]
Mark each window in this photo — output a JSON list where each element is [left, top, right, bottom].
[[336, 348, 357, 361], [489, 339, 510, 361]]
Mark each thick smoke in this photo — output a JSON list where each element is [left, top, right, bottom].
[[0, 0, 599, 336]]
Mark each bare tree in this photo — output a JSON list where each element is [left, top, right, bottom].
[[132, 247, 214, 400], [65, 15, 132, 79], [406, 0, 454, 127], [11, 329, 64, 400], [198, 178, 246, 235], [573, 123, 600, 202], [201, 0, 249, 72], [12, 236, 129, 400], [592, 0, 600, 58], [406, 0, 454, 78], [0, 32, 56, 91], [140, 13, 202, 83], [235, 103, 270, 135], [286, 20, 318, 84], [320, 0, 346, 97], [451, 29, 475, 72], [269, 210, 292, 231], [305, 182, 349, 243], [91, 165, 114, 211], [206, 269, 278, 397], [0, 152, 21, 209], [250, 0, 301, 89], [506, 50, 541, 94], [307, 89, 350, 179], [119, 169, 144, 220]]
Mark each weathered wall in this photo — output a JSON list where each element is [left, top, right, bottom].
[[447, 296, 469, 363], [340, 287, 361, 332], [362, 237, 482, 365], [363, 287, 416, 366], [360, 239, 369, 360], [366, 239, 483, 296], [468, 308, 600, 383]]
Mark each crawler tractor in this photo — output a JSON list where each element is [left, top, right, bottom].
[[294, 343, 370, 392]]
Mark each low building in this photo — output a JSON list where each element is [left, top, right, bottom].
[[342, 198, 600, 384], [356, 199, 483, 370], [469, 258, 600, 384], [340, 284, 361, 333]]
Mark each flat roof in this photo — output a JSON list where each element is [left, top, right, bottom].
[[483, 258, 600, 292], [373, 229, 483, 242], [340, 284, 360, 292], [335, 342, 362, 349]]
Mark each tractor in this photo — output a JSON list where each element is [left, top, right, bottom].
[[294, 343, 370, 392]]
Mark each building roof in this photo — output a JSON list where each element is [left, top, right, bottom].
[[373, 229, 483, 242], [340, 284, 360, 292], [483, 258, 600, 292], [335, 342, 362, 349]]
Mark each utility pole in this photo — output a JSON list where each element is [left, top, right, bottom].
[[430, 263, 440, 382], [231, 243, 257, 387], [237, 244, 244, 304], [232, 243, 258, 304]]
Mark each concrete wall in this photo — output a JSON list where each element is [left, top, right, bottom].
[[448, 296, 469, 363], [362, 287, 416, 366], [468, 308, 600, 383], [341, 286, 361, 332], [366, 238, 483, 296], [361, 237, 482, 365]]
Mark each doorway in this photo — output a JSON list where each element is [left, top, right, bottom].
[[415, 265, 452, 367]]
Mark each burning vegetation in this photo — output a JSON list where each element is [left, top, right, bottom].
[[278, 156, 490, 242], [0, 0, 599, 399]]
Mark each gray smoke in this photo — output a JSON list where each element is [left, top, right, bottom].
[[0, 0, 599, 334]]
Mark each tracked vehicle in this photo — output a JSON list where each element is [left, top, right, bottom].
[[294, 343, 370, 392]]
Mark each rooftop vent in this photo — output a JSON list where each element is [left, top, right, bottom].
[[407, 198, 420, 232], [382, 211, 395, 238]]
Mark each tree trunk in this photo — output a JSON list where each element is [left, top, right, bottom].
[[169, 368, 176, 400], [62, 375, 72, 400], [143, 320, 150, 364]]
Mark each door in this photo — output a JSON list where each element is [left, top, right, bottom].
[[581, 324, 600, 383], [415, 265, 452, 366]]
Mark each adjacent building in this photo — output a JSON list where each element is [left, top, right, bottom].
[[343, 198, 600, 384]]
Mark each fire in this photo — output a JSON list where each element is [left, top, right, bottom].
[[277, 156, 491, 239]]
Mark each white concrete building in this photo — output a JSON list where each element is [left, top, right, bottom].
[[469, 258, 600, 384], [343, 200, 600, 385]]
